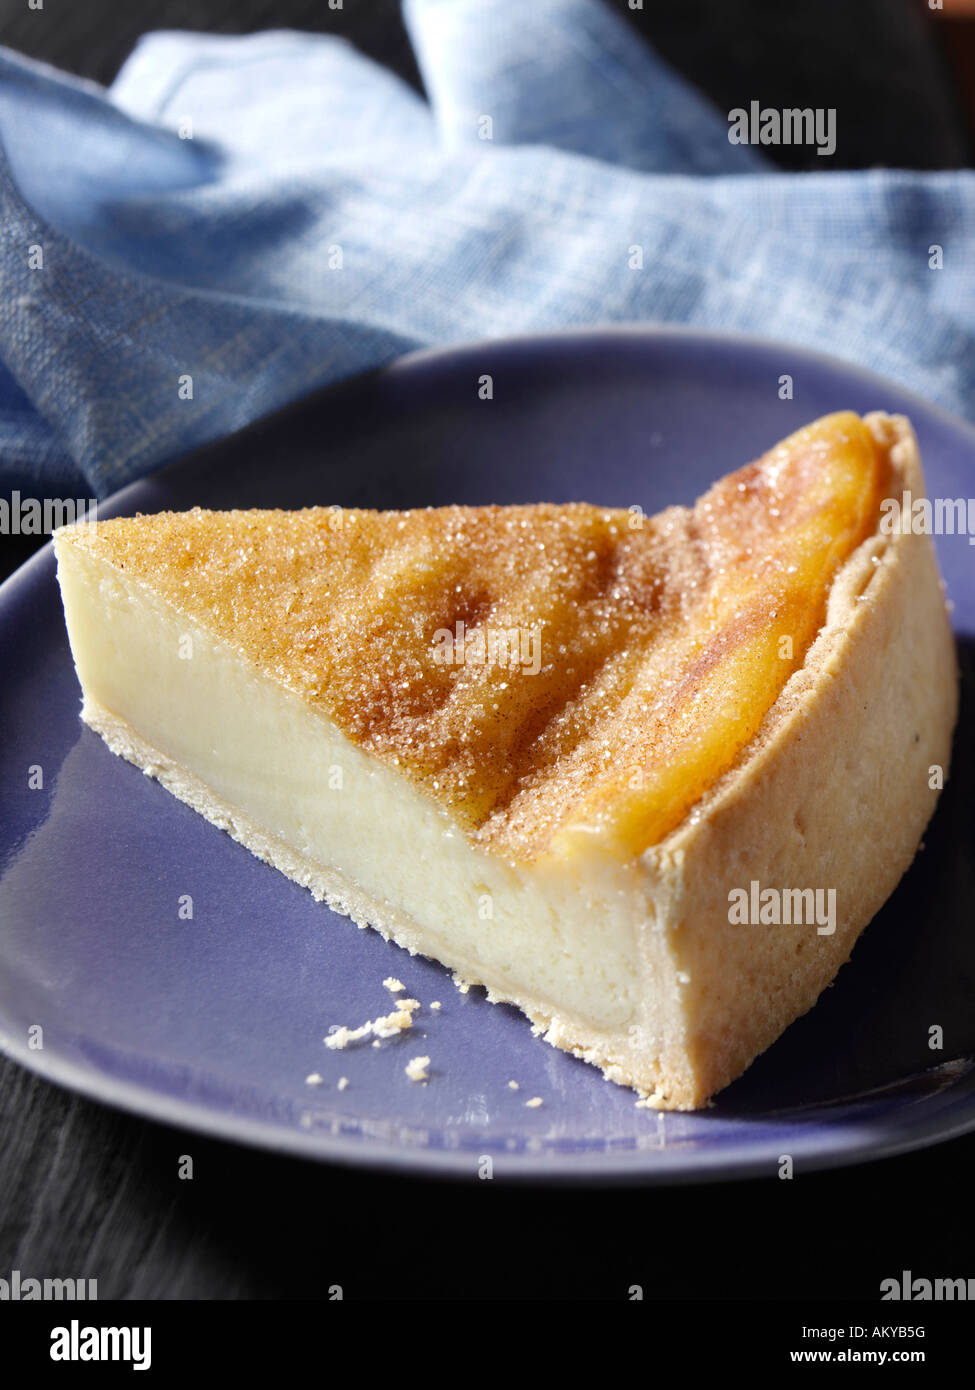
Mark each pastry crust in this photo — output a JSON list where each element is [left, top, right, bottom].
[[636, 413, 958, 1106]]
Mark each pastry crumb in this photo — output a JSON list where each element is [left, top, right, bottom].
[[429, 1000, 441, 1011], [508, 1080, 519, 1091], [525, 1096, 543, 1109], [324, 1022, 372, 1050], [397, 998, 422, 1013], [383, 977, 405, 993], [305, 1072, 324, 1086], [451, 972, 471, 994], [325, 1007, 415, 1050], [337, 1076, 349, 1092], [372, 1007, 414, 1038], [405, 1055, 431, 1083]]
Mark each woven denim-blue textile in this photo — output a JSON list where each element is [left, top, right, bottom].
[[1, 0, 973, 499]]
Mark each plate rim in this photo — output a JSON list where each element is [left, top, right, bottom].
[[1, 1016, 974, 1184]]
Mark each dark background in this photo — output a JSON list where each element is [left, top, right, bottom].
[[1, 0, 973, 1302], [1, 0, 973, 171]]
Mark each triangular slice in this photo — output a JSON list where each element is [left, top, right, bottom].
[[54, 412, 957, 1108]]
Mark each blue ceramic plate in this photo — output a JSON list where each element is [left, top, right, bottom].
[[2, 327, 973, 1181]]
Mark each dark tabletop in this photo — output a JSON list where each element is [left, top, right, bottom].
[[1, 0, 973, 1302]]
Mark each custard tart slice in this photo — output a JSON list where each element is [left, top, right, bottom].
[[54, 412, 957, 1108]]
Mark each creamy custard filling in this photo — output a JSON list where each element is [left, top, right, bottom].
[[57, 546, 671, 1035]]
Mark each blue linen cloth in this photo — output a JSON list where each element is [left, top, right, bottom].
[[0, 0, 973, 500]]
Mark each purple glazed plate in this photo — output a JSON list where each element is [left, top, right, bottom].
[[1, 326, 973, 1181]]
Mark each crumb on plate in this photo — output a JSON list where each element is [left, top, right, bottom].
[[325, 1007, 415, 1050], [405, 1056, 431, 1083]]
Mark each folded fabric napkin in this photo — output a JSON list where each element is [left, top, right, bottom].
[[0, 0, 973, 501]]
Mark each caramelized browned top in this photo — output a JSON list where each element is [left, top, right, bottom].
[[63, 412, 888, 862]]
